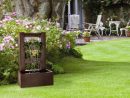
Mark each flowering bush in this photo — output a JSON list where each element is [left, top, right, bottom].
[[0, 15, 33, 37], [0, 35, 18, 85], [0, 12, 82, 84]]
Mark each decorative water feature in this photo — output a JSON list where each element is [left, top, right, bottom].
[[18, 32, 53, 88]]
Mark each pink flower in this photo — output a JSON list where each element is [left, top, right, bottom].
[[3, 15, 13, 22], [3, 36, 14, 43], [29, 24, 33, 28], [0, 24, 3, 27], [66, 42, 71, 49], [23, 21, 33, 29], [12, 12, 17, 16], [0, 43, 4, 51], [11, 46, 14, 49], [0, 21, 4, 27], [15, 20, 23, 25]]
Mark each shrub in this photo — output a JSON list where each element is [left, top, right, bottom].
[[0, 36, 18, 85], [52, 64, 64, 74]]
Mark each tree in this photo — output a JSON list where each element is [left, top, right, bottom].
[[0, 0, 67, 27]]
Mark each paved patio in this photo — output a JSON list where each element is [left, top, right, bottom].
[[91, 36, 128, 41], [76, 36, 129, 45]]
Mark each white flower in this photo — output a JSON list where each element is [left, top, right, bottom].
[[46, 27, 50, 30], [62, 30, 66, 34], [36, 25, 41, 30], [56, 22, 60, 28], [15, 44, 18, 47], [25, 25, 29, 29]]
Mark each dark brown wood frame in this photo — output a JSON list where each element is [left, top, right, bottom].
[[18, 32, 53, 88], [19, 32, 46, 72]]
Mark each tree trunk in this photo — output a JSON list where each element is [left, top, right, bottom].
[[15, 0, 52, 18], [52, 0, 66, 28], [15, 0, 37, 17], [38, 0, 51, 19]]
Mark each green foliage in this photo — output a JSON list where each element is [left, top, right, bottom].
[[0, 20, 30, 37], [0, 35, 18, 85], [69, 48, 82, 58], [83, 0, 130, 23], [0, 0, 13, 16], [126, 26, 130, 31], [83, 0, 126, 7], [83, 0, 101, 22], [82, 31, 90, 37], [2, 0, 13, 12], [52, 64, 64, 74], [0, 47, 18, 85]]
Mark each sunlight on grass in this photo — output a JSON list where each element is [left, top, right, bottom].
[[1, 38, 130, 98], [79, 39, 130, 62]]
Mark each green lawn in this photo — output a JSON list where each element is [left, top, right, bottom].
[[1, 38, 130, 98]]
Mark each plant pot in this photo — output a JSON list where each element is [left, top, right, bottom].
[[127, 31, 130, 37], [83, 37, 90, 42]]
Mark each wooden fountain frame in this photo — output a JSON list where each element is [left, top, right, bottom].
[[18, 32, 53, 88]]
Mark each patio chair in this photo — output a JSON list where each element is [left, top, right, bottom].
[[120, 22, 130, 36], [99, 21, 107, 36], [83, 15, 106, 38], [120, 28, 127, 36]]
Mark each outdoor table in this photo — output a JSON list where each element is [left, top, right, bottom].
[[109, 21, 121, 36]]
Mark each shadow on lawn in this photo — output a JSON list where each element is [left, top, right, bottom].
[[62, 57, 130, 74], [53, 57, 130, 89]]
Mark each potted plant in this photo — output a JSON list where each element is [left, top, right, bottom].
[[125, 26, 130, 37], [82, 31, 91, 42]]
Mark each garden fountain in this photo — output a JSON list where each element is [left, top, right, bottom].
[[18, 32, 53, 88]]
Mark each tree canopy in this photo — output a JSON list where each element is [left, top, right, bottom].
[[83, 0, 130, 7]]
